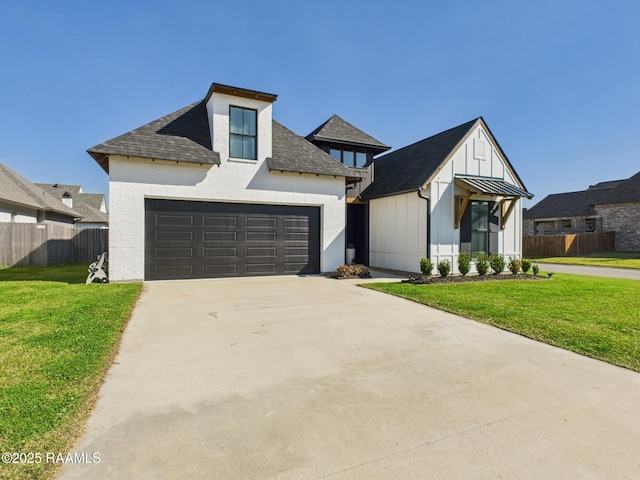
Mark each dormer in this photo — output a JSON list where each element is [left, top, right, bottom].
[[204, 83, 278, 164], [306, 115, 390, 168]]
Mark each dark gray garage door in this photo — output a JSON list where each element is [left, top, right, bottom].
[[145, 199, 320, 280]]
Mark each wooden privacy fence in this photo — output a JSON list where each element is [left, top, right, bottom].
[[523, 231, 615, 257], [0, 223, 108, 267]]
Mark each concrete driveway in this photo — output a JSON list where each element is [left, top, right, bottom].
[[59, 275, 640, 479]]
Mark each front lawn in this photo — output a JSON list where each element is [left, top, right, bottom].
[[0, 264, 142, 480], [532, 251, 640, 269], [362, 274, 640, 372]]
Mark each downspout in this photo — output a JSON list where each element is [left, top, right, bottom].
[[417, 188, 431, 259]]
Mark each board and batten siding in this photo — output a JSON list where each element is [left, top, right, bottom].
[[369, 191, 428, 273], [370, 123, 524, 274]]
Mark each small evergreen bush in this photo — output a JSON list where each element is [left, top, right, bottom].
[[490, 254, 505, 274], [458, 252, 471, 276], [476, 253, 490, 276], [532, 264, 540, 276], [420, 258, 434, 276], [521, 258, 532, 274], [437, 259, 451, 277], [507, 256, 521, 275]]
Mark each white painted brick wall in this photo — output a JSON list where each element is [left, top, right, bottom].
[[109, 156, 346, 281]]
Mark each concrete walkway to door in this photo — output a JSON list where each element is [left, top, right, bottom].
[[59, 274, 640, 479]]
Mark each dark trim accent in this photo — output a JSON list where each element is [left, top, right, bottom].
[[205, 83, 277, 103], [417, 189, 431, 259]]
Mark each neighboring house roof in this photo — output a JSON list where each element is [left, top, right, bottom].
[[361, 118, 478, 199], [306, 114, 390, 153], [268, 121, 363, 182], [524, 170, 640, 219], [88, 101, 220, 173], [0, 163, 80, 218], [36, 184, 108, 225]]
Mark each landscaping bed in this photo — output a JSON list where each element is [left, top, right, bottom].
[[403, 273, 546, 284]]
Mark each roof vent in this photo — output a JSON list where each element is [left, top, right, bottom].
[[474, 139, 485, 160]]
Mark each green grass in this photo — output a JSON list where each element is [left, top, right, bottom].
[[531, 251, 640, 269], [362, 274, 640, 372], [0, 264, 142, 480]]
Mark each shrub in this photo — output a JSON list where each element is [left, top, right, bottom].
[[532, 264, 540, 276], [335, 264, 369, 278], [420, 258, 434, 276], [458, 252, 471, 276], [490, 254, 505, 274], [521, 258, 532, 274], [437, 259, 451, 277], [507, 256, 521, 275], [476, 253, 490, 276]]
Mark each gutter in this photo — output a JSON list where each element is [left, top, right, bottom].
[[417, 188, 431, 259]]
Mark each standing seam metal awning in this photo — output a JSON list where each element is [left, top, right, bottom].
[[455, 175, 533, 199], [453, 175, 534, 230]]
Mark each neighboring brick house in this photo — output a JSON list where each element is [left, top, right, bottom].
[[523, 171, 640, 251]]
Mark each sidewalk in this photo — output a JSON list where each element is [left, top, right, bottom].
[[537, 263, 640, 280]]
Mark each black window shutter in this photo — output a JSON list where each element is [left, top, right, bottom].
[[460, 203, 472, 254], [489, 201, 500, 254]]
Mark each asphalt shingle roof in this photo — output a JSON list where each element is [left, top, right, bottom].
[[360, 118, 479, 200], [269, 121, 363, 181], [306, 115, 390, 152], [524, 170, 640, 219], [88, 101, 220, 172], [0, 163, 80, 218], [36, 184, 108, 224]]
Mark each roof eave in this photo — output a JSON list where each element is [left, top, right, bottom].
[[310, 135, 390, 153]]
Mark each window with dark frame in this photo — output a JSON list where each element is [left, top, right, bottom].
[[471, 201, 489, 256], [328, 147, 367, 168], [229, 106, 257, 160]]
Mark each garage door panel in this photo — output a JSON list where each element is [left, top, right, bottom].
[[247, 232, 277, 242], [203, 247, 238, 257], [155, 214, 194, 227], [203, 216, 237, 227], [155, 247, 194, 259], [155, 230, 194, 242], [247, 217, 277, 227], [203, 264, 237, 276], [246, 247, 277, 257], [203, 231, 237, 242], [145, 199, 320, 280]]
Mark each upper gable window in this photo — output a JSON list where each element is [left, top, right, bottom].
[[329, 147, 367, 168], [229, 106, 257, 160]]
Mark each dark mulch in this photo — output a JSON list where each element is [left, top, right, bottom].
[[403, 273, 547, 284]]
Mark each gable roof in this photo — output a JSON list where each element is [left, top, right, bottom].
[[524, 170, 640, 219], [360, 118, 478, 200], [88, 101, 220, 173], [268, 121, 363, 182], [306, 114, 390, 153], [0, 163, 80, 218], [36, 184, 108, 224]]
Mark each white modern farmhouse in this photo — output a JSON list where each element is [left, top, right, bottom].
[[88, 83, 532, 281]]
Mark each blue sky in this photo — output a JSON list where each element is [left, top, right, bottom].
[[1, 1, 639, 207]]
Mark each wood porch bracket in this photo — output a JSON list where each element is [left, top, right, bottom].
[[454, 193, 472, 229], [500, 197, 518, 229]]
